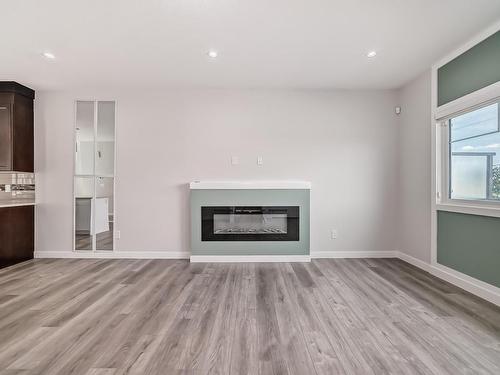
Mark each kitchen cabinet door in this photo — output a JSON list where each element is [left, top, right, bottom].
[[0, 205, 34, 268], [0, 100, 12, 171]]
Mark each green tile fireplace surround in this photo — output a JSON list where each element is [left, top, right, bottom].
[[190, 181, 310, 261]]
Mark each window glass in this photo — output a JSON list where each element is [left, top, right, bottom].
[[450, 103, 498, 142], [449, 102, 500, 201]]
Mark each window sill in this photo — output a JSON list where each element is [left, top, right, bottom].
[[436, 202, 500, 219]]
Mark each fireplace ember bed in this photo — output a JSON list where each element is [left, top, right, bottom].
[[201, 206, 299, 241]]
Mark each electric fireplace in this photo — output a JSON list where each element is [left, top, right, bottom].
[[201, 206, 299, 241]]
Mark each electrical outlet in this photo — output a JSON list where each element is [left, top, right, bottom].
[[231, 156, 239, 165], [115, 230, 121, 239], [331, 229, 338, 239], [257, 156, 263, 165]]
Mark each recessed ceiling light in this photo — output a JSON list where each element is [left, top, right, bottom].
[[367, 51, 377, 58], [42, 51, 56, 59], [207, 50, 218, 59]]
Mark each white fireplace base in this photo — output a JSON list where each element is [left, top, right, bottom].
[[190, 255, 311, 263]]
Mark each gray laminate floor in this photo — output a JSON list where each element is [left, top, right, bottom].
[[0, 258, 499, 375]]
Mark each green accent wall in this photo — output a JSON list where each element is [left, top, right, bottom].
[[437, 31, 500, 106], [437, 210, 500, 288], [190, 189, 310, 256]]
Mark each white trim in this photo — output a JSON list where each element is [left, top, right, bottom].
[[189, 180, 311, 190], [35, 251, 189, 259], [311, 250, 397, 259], [436, 203, 500, 218], [435, 81, 500, 120], [396, 252, 500, 307], [397, 252, 432, 273], [430, 263, 500, 307], [189, 255, 311, 263], [431, 62, 438, 266], [35, 251, 397, 261]]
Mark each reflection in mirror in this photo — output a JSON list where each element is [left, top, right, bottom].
[[96, 101, 115, 176], [75, 101, 95, 175], [75, 176, 94, 250], [96, 177, 114, 250]]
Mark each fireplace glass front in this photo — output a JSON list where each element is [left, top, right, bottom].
[[202, 206, 299, 241]]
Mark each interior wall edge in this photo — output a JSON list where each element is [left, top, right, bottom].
[[396, 70, 433, 264]]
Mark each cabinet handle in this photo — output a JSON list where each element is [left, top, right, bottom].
[[0, 106, 7, 110]]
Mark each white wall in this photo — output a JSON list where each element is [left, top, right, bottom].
[[35, 89, 399, 256], [397, 71, 432, 263]]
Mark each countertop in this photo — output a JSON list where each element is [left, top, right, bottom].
[[0, 200, 36, 208]]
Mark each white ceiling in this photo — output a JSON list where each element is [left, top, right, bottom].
[[2, 0, 500, 91]]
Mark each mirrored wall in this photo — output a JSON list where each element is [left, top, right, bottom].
[[74, 101, 115, 251]]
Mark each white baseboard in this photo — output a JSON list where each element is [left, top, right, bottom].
[[35, 251, 396, 261], [396, 251, 500, 307], [311, 250, 397, 259], [34, 251, 190, 260], [189, 255, 311, 263], [430, 263, 500, 307], [397, 251, 432, 272]]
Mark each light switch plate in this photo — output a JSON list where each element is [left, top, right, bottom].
[[257, 156, 263, 165], [231, 156, 239, 165]]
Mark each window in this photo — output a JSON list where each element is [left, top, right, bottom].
[[448, 101, 500, 201]]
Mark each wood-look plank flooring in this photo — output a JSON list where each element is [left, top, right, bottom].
[[0, 258, 500, 374]]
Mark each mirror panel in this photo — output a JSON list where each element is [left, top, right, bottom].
[[96, 177, 114, 250], [75, 176, 94, 250], [75, 101, 95, 176], [96, 101, 115, 176]]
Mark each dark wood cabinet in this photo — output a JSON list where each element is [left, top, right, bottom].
[[0, 205, 35, 268], [0, 82, 35, 172]]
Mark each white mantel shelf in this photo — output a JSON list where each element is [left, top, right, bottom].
[[189, 181, 311, 190]]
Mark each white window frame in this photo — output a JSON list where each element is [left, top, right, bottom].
[[437, 98, 500, 209]]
